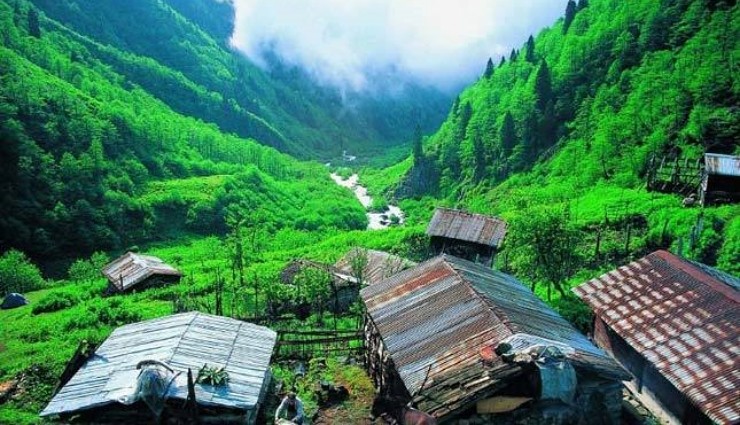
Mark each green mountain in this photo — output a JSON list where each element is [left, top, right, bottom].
[[26, 0, 450, 158], [391, 0, 739, 280], [0, 0, 370, 261]]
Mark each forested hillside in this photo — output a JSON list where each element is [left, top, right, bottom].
[[24, 0, 450, 157], [392, 0, 739, 290], [0, 0, 368, 261]]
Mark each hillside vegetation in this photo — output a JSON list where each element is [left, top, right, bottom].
[[26, 0, 450, 157], [0, 0, 369, 261], [390, 0, 739, 299]]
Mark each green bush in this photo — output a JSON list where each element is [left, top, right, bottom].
[[0, 250, 45, 295], [32, 291, 80, 315]]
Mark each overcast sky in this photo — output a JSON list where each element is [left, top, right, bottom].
[[230, 1, 567, 93]]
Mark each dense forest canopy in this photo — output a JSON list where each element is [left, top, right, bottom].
[[390, 0, 739, 280]]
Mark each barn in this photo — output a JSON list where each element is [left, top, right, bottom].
[[574, 250, 739, 425], [426, 208, 507, 267], [102, 252, 182, 294], [362, 255, 629, 424], [41, 312, 277, 424]]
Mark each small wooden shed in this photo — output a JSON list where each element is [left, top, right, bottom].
[[280, 259, 360, 314], [574, 250, 740, 425], [102, 252, 182, 294], [333, 248, 416, 286], [41, 312, 277, 424], [426, 208, 506, 267], [361, 255, 629, 424], [700, 153, 740, 206]]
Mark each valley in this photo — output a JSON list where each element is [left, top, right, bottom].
[[0, 0, 738, 424]]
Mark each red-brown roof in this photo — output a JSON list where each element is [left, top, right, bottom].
[[426, 208, 507, 248], [362, 255, 627, 419], [574, 250, 740, 425]]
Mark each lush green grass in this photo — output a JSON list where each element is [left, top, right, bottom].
[[0, 220, 428, 422], [139, 175, 229, 206]]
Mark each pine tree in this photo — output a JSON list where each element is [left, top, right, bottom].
[[534, 60, 553, 111], [459, 102, 473, 139], [563, 0, 577, 34], [577, 0, 588, 11], [499, 56, 506, 67], [525, 35, 536, 62], [412, 124, 423, 163], [500, 112, 517, 156], [484, 57, 494, 79], [509, 48, 518, 61], [27, 7, 40, 38], [473, 135, 486, 182]]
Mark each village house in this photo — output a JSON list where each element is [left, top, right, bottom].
[[426, 208, 507, 267], [280, 259, 360, 314], [41, 312, 277, 424], [574, 250, 739, 425], [361, 255, 629, 424], [700, 153, 740, 206], [279, 249, 416, 315], [334, 247, 417, 286], [102, 252, 182, 295]]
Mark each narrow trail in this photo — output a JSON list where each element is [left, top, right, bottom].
[[330, 173, 405, 230]]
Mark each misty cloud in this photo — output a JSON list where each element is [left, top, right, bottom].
[[230, 1, 567, 92]]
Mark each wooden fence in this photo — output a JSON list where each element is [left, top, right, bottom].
[[274, 330, 364, 360]]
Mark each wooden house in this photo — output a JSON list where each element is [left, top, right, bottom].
[[361, 255, 629, 424], [574, 250, 739, 425], [280, 259, 360, 314], [426, 208, 506, 267], [41, 312, 277, 424], [700, 153, 740, 206], [333, 247, 416, 286], [278, 250, 415, 315], [102, 252, 182, 294]]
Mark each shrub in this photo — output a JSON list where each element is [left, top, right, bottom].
[[32, 291, 80, 315], [67, 251, 109, 283], [0, 250, 46, 295]]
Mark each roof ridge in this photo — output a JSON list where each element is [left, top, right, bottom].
[[445, 256, 520, 335], [653, 250, 740, 304], [167, 312, 201, 365]]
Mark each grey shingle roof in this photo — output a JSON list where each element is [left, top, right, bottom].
[[41, 312, 276, 417], [426, 208, 507, 248]]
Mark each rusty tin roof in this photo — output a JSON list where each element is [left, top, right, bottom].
[[705, 153, 740, 177], [361, 255, 626, 418], [573, 250, 740, 425], [334, 248, 416, 286], [102, 252, 182, 292], [426, 208, 507, 248]]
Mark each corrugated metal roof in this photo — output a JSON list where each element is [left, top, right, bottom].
[[426, 208, 507, 248], [361, 255, 626, 418], [573, 250, 740, 425], [41, 312, 277, 417], [705, 153, 740, 177], [102, 252, 182, 292], [334, 248, 416, 286]]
